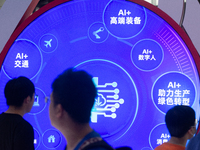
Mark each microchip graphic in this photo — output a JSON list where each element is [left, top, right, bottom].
[[91, 77, 124, 123]]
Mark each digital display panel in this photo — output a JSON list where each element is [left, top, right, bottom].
[[0, 0, 199, 149]]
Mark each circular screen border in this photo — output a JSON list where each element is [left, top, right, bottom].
[[0, 0, 200, 148]]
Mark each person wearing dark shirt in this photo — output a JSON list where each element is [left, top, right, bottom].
[[0, 76, 35, 150]]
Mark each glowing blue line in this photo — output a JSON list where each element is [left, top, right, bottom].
[[34, 115, 43, 135], [2, 66, 12, 79], [117, 39, 134, 47], [35, 62, 47, 84], [98, 89, 117, 93], [70, 36, 88, 43]]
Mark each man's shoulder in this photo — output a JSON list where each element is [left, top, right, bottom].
[[82, 137, 113, 150], [16, 117, 33, 131], [77, 130, 114, 150], [0, 113, 22, 125], [154, 143, 173, 150], [154, 144, 165, 150], [155, 143, 185, 150], [0, 113, 33, 131]]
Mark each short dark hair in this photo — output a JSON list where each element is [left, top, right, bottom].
[[165, 105, 195, 138], [4, 76, 35, 107], [51, 68, 97, 123]]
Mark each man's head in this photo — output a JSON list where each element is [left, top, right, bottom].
[[4, 76, 35, 108], [50, 68, 97, 124], [165, 105, 196, 138]]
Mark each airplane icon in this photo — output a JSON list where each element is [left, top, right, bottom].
[[44, 39, 52, 48]]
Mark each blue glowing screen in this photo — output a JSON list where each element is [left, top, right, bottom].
[[0, 0, 199, 149]]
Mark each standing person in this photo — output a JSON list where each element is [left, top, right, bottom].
[[49, 68, 114, 150], [0, 76, 35, 150], [155, 105, 196, 150]]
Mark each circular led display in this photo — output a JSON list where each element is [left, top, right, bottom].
[[103, 0, 147, 39], [149, 123, 170, 149], [2, 39, 43, 79], [75, 59, 138, 140], [131, 39, 164, 71], [0, 0, 199, 149], [152, 72, 196, 114]]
